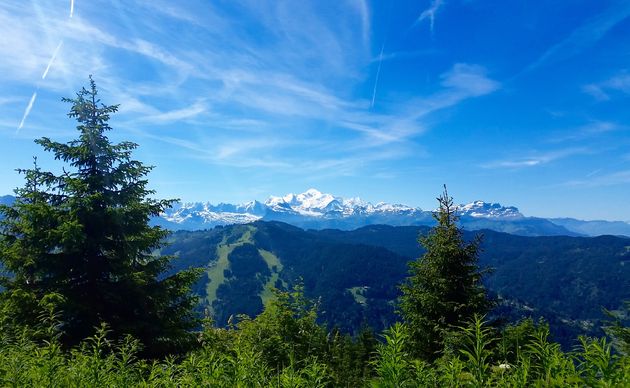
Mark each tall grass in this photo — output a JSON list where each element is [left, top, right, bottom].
[[0, 308, 628, 386]]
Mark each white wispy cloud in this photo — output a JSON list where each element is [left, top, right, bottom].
[[524, 2, 630, 72], [0, 6, 61, 83], [371, 43, 385, 108], [548, 121, 624, 142], [0, 97, 21, 106], [291, 147, 413, 179], [0, 1, 499, 178], [54, 18, 194, 79], [439, 63, 499, 97], [351, 0, 371, 47], [187, 61, 498, 159], [563, 170, 630, 187], [415, 0, 444, 34], [215, 138, 291, 160], [405, 63, 500, 118], [373, 49, 438, 63], [17, 92, 37, 132], [134, 101, 207, 124], [585, 168, 602, 178], [584, 72, 630, 101], [137, 0, 202, 25], [127, 127, 297, 169], [482, 148, 588, 169], [42, 40, 63, 80]]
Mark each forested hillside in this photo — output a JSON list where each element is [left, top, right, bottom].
[[314, 224, 630, 321], [163, 221, 630, 346]]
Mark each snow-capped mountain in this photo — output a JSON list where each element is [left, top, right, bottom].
[[160, 189, 528, 226], [162, 202, 261, 224], [4, 191, 629, 236], [156, 188, 431, 230], [457, 201, 523, 219], [154, 189, 578, 236], [266, 188, 339, 216], [263, 189, 420, 218]]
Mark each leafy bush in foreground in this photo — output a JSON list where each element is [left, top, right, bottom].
[[1, 300, 628, 387]]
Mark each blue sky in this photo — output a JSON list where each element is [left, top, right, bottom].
[[1, 0, 630, 221]]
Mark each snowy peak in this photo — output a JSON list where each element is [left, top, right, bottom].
[[157, 190, 536, 232], [163, 192, 525, 224], [164, 189, 431, 227], [238, 200, 267, 216], [375, 202, 415, 213], [266, 189, 345, 216], [266, 189, 425, 217], [161, 201, 261, 226], [294, 188, 337, 213], [457, 201, 523, 219], [343, 196, 368, 208]]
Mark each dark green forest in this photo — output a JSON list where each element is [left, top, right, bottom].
[[163, 220, 630, 347], [0, 81, 629, 386]]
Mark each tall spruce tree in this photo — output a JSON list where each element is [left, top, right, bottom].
[[400, 186, 490, 360], [0, 78, 199, 356]]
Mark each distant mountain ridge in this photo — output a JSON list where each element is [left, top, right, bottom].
[[0, 195, 15, 206], [155, 189, 630, 237], [3, 191, 630, 236]]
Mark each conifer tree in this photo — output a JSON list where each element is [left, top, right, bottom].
[[399, 186, 490, 360], [0, 77, 199, 356]]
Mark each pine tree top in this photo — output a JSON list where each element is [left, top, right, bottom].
[[0, 77, 199, 357]]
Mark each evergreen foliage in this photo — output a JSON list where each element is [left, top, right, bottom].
[[235, 284, 377, 385], [1, 303, 628, 387], [400, 186, 491, 360], [0, 78, 200, 356]]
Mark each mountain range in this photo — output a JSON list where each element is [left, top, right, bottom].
[[153, 189, 630, 237], [4, 190, 630, 237]]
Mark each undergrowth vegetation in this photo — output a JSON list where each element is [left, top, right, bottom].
[[1, 290, 629, 387]]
